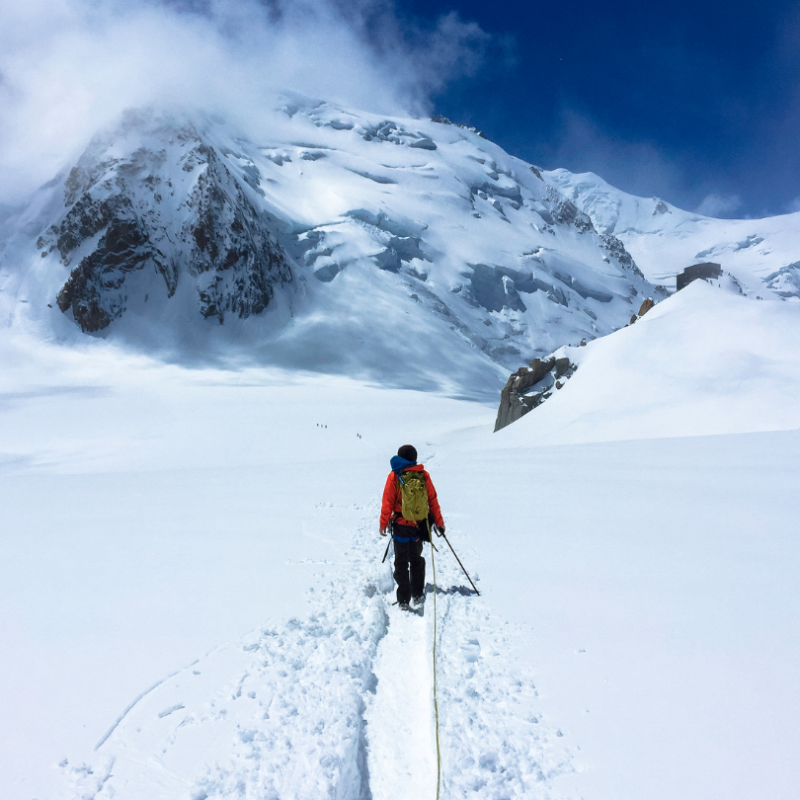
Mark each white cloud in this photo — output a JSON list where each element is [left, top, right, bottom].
[[0, 0, 494, 204], [695, 193, 743, 218], [542, 108, 688, 205]]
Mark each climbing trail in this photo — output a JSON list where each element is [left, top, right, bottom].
[[365, 591, 437, 800], [59, 502, 571, 800]]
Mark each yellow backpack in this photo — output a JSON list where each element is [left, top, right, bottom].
[[398, 470, 430, 521]]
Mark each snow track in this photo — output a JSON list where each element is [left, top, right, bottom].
[[365, 593, 437, 800], [59, 504, 571, 800]]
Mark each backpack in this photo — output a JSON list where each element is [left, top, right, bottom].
[[398, 470, 429, 522]]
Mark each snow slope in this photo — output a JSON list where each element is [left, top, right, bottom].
[[547, 168, 800, 298], [499, 279, 800, 444], [2, 283, 799, 800]]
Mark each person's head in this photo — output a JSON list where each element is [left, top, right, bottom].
[[397, 444, 417, 462]]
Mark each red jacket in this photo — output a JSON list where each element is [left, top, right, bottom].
[[380, 464, 444, 530]]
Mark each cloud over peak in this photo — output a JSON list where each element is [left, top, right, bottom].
[[0, 0, 495, 204], [695, 192, 742, 218]]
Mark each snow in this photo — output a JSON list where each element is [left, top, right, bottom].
[[500, 280, 800, 445], [452, 428, 800, 800], [2, 275, 799, 800], [547, 167, 800, 298]]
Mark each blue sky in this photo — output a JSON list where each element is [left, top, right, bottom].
[[398, 0, 800, 218]]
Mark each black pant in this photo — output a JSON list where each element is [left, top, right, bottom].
[[392, 530, 426, 604]]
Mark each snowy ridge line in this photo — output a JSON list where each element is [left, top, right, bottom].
[[545, 167, 800, 300], [60, 500, 572, 799]]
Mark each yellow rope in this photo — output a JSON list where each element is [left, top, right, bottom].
[[429, 521, 442, 800]]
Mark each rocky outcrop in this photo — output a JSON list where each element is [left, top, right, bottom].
[[41, 123, 292, 332], [494, 354, 577, 431], [546, 186, 595, 233], [600, 233, 645, 277], [56, 212, 154, 331], [627, 296, 656, 326], [637, 296, 655, 316], [494, 293, 661, 431]]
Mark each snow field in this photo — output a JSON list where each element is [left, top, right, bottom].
[[436, 429, 800, 800], [3, 280, 800, 800], [62, 512, 390, 800], [431, 552, 573, 798], [58, 501, 568, 800]]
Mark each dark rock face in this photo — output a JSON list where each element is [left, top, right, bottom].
[[41, 124, 292, 332], [625, 296, 658, 328], [56, 211, 154, 331], [653, 199, 669, 215], [494, 354, 578, 431], [495, 293, 660, 431], [676, 262, 722, 291], [600, 234, 644, 278], [546, 186, 595, 233]]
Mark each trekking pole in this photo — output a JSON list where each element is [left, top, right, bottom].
[[381, 520, 394, 564], [439, 531, 480, 596]]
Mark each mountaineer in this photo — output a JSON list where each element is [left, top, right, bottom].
[[380, 444, 445, 610]]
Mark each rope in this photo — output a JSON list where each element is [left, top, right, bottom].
[[429, 520, 442, 800]]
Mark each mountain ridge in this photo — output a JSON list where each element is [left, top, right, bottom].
[[546, 167, 800, 298]]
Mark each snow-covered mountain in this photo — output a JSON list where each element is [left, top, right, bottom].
[[0, 99, 660, 396], [547, 168, 800, 299]]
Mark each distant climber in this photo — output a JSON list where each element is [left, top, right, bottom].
[[380, 444, 445, 611]]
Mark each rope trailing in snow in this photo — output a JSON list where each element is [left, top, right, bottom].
[[429, 520, 442, 800]]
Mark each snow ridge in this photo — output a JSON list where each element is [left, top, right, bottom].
[[59, 502, 571, 800], [546, 168, 800, 299]]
